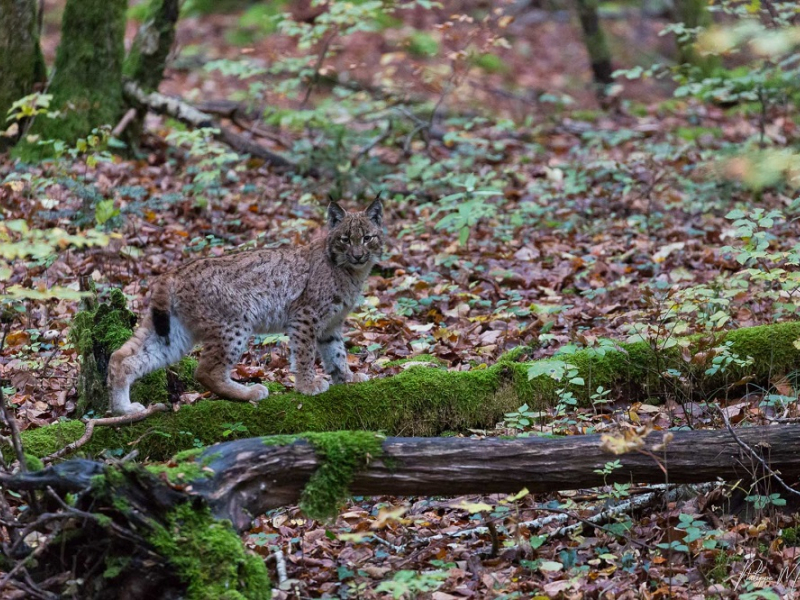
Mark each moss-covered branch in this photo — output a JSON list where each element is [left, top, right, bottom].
[[17, 321, 800, 461]]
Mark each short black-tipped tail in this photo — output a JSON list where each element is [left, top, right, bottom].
[[152, 308, 171, 338], [150, 276, 173, 341]]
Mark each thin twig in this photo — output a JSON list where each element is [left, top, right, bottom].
[[272, 549, 288, 585], [42, 403, 168, 464], [717, 407, 800, 499], [301, 32, 337, 108], [112, 108, 138, 137]]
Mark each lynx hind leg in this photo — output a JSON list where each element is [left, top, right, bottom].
[[195, 333, 268, 402], [107, 316, 191, 415]]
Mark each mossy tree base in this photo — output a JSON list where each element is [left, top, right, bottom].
[[18, 321, 800, 462], [15, 0, 127, 160], [0, 0, 46, 147]]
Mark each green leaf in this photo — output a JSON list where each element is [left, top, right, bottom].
[[95, 200, 119, 226]]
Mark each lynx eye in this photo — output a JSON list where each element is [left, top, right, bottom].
[[363, 235, 374, 242], [339, 236, 350, 243]]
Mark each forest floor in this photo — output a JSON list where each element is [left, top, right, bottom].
[[3, 1, 800, 598]]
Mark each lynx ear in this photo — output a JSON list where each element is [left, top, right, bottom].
[[365, 193, 383, 227], [327, 201, 346, 229]]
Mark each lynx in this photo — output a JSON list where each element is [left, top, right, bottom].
[[107, 197, 384, 415]]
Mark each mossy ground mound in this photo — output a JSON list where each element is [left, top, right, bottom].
[[148, 503, 270, 600], [16, 321, 800, 462]]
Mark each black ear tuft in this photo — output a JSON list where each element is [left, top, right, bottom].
[[327, 201, 346, 229], [365, 192, 383, 226]]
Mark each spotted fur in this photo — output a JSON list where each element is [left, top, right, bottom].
[[107, 198, 384, 415]]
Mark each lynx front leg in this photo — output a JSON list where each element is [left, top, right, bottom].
[[317, 330, 369, 384], [196, 333, 268, 402], [289, 316, 329, 395]]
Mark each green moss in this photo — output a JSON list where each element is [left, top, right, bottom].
[[103, 556, 130, 580], [71, 289, 136, 416], [406, 30, 439, 57], [14, 419, 85, 459], [23, 453, 44, 471], [148, 503, 270, 600], [782, 526, 800, 547], [0, 0, 46, 128], [123, 0, 179, 90], [70, 290, 202, 415], [296, 431, 384, 521], [18, 322, 800, 462], [147, 449, 221, 484], [471, 53, 509, 74]]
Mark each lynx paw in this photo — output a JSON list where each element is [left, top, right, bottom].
[[296, 376, 330, 396], [351, 372, 370, 383], [113, 401, 146, 416], [247, 384, 270, 401]]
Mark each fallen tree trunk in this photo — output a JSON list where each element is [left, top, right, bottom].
[[122, 80, 297, 170], [3, 425, 799, 597], [177, 424, 800, 530], [15, 321, 800, 462], [9, 425, 800, 531]]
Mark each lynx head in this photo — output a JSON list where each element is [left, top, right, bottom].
[[326, 194, 384, 270]]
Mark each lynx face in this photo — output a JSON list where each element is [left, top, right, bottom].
[[327, 199, 383, 269]]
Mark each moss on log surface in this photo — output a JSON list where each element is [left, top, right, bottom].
[[17, 321, 800, 461]]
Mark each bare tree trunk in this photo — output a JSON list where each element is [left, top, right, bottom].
[[573, 0, 613, 101], [0, 0, 46, 145], [673, 0, 717, 73], [123, 0, 180, 147]]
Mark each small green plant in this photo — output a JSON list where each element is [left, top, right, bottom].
[[375, 569, 448, 599], [221, 421, 249, 438], [745, 493, 786, 510], [165, 128, 239, 206], [503, 403, 545, 432]]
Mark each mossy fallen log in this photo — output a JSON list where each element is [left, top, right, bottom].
[[17, 321, 800, 461], [4, 424, 800, 598]]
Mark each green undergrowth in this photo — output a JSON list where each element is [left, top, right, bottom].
[[13, 321, 800, 462], [148, 503, 270, 600]]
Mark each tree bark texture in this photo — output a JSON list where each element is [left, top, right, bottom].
[[0, 0, 45, 137], [23, 0, 127, 152], [673, 0, 717, 74], [123, 0, 180, 145], [574, 0, 614, 91], [189, 425, 800, 531]]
